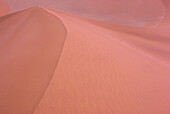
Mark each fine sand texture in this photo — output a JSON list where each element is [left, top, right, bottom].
[[0, 5, 170, 114]]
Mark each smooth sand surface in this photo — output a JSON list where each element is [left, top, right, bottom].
[[0, 4, 170, 114], [0, 0, 9, 16]]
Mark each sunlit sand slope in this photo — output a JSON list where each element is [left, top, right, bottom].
[[34, 7, 170, 114]]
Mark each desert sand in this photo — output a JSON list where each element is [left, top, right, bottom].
[[0, 0, 9, 16], [0, 1, 170, 114]]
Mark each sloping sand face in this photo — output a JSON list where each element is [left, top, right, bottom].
[[34, 8, 170, 114], [0, 7, 66, 113], [0, 0, 10, 16]]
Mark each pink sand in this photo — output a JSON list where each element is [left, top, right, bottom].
[[0, 0, 170, 113]]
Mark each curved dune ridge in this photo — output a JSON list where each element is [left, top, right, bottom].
[[0, 5, 170, 114]]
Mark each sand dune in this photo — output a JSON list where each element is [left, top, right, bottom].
[[0, 5, 170, 114]]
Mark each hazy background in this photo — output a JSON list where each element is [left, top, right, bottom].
[[5, 0, 166, 26]]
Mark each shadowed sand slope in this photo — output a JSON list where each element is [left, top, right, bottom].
[[0, 6, 66, 113], [0, 6, 170, 114]]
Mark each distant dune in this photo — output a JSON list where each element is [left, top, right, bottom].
[[0, 4, 170, 114], [5, 0, 166, 26]]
